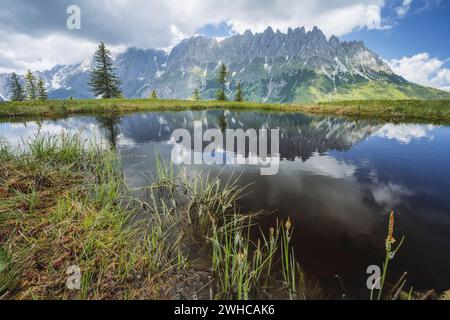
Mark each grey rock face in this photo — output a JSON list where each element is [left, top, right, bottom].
[[152, 26, 396, 101]]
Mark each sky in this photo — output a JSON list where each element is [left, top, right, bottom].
[[0, 0, 449, 90]]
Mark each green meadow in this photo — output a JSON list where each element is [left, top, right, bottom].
[[1, 98, 449, 124]]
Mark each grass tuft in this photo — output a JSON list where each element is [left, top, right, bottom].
[[0, 135, 185, 299]]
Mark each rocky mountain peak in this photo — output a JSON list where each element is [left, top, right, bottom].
[[1, 25, 446, 103], [243, 29, 253, 37], [263, 26, 275, 35], [328, 35, 340, 48]]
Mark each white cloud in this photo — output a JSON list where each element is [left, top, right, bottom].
[[371, 181, 413, 208], [0, 118, 103, 146], [0, 31, 97, 73], [298, 152, 357, 179], [388, 53, 450, 91], [0, 30, 127, 74], [373, 123, 435, 144], [227, 1, 387, 36], [365, 5, 383, 29], [395, 0, 413, 18], [0, 0, 387, 73]]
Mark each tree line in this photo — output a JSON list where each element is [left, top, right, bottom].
[[9, 42, 245, 103], [191, 63, 243, 102], [9, 70, 48, 101]]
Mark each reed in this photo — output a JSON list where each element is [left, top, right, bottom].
[[280, 217, 304, 299], [373, 211, 405, 300], [148, 163, 310, 300]]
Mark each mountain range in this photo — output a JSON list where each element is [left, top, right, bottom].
[[1, 26, 449, 103]]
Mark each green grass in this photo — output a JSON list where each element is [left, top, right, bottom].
[[148, 164, 317, 300], [1, 98, 450, 124], [315, 99, 450, 124], [0, 99, 284, 118], [0, 135, 186, 299], [292, 78, 450, 103]]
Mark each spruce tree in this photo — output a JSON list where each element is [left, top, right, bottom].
[[217, 112, 228, 133], [192, 88, 201, 101], [150, 90, 158, 100], [25, 70, 37, 101], [235, 81, 243, 102], [89, 42, 122, 99], [37, 78, 48, 101], [10, 72, 24, 101], [217, 63, 228, 101]]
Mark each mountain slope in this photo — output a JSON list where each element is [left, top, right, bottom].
[[156, 26, 450, 102], [0, 26, 449, 102]]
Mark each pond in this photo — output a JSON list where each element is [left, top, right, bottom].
[[1, 109, 450, 298]]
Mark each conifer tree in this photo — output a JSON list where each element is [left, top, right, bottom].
[[217, 63, 229, 101], [192, 88, 201, 101], [9, 72, 24, 101], [235, 81, 243, 102], [89, 42, 122, 99], [150, 90, 158, 100], [25, 70, 37, 101], [37, 78, 48, 101]]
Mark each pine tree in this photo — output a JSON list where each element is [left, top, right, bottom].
[[25, 70, 37, 101], [217, 112, 228, 133], [150, 90, 158, 100], [9, 72, 24, 101], [89, 42, 122, 99], [217, 63, 229, 101], [192, 88, 201, 101], [235, 81, 243, 102], [96, 115, 119, 149], [37, 78, 48, 101]]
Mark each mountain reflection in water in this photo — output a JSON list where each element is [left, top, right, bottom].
[[1, 110, 449, 297]]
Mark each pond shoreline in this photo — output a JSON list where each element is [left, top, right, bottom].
[[1, 98, 450, 125]]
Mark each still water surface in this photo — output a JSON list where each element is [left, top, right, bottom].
[[1, 110, 450, 297]]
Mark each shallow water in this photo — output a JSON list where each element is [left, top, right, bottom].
[[2, 109, 450, 297]]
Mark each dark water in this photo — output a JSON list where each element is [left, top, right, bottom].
[[2, 110, 450, 297]]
